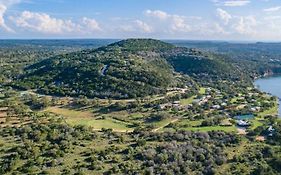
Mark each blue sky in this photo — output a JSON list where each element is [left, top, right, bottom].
[[1, 0, 281, 40]]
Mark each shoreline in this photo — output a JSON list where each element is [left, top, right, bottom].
[[254, 75, 281, 117]]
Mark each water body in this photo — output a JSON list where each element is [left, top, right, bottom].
[[254, 76, 281, 115]]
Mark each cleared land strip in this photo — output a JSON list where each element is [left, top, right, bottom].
[[153, 118, 179, 132]]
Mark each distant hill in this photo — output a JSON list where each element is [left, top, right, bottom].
[[13, 39, 245, 98]]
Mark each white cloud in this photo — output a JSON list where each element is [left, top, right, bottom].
[[199, 22, 229, 36], [0, 4, 14, 32], [145, 10, 168, 20], [0, 0, 22, 32], [12, 11, 79, 34], [216, 8, 232, 24], [145, 10, 192, 33], [215, 8, 258, 37], [0, 0, 22, 6], [263, 6, 281, 12], [118, 20, 152, 33], [213, 23, 228, 34], [11, 11, 102, 35], [212, 0, 251, 7], [233, 16, 257, 35], [170, 15, 191, 32], [135, 20, 152, 33], [82, 17, 101, 32]]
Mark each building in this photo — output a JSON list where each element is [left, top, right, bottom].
[[237, 120, 251, 127]]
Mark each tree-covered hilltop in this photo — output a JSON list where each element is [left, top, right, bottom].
[[13, 39, 187, 99], [103, 38, 175, 52], [13, 39, 247, 99]]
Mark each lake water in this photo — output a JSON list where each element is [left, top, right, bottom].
[[254, 76, 281, 116]]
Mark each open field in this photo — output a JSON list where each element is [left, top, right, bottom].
[[182, 126, 237, 132], [180, 96, 195, 105], [45, 107, 133, 132]]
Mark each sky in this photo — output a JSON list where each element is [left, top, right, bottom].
[[1, 0, 281, 41]]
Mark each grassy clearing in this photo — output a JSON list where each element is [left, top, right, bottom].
[[151, 118, 174, 128], [230, 97, 238, 104], [162, 119, 236, 132], [250, 119, 263, 130], [66, 118, 132, 131], [45, 107, 133, 132], [199, 87, 206, 94], [177, 119, 203, 127], [182, 126, 237, 132], [45, 107, 94, 118], [180, 96, 195, 105]]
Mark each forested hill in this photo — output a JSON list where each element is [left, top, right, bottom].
[[13, 39, 246, 99]]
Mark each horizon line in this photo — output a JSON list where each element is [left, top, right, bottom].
[[1, 38, 281, 44]]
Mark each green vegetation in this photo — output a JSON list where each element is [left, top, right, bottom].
[[13, 39, 190, 99], [45, 107, 133, 132], [180, 95, 195, 105], [1, 39, 281, 174]]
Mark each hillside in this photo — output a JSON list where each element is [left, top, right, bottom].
[[13, 39, 246, 99], [13, 39, 186, 98]]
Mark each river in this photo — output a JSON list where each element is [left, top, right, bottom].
[[254, 76, 281, 115]]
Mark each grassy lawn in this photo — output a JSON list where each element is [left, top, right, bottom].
[[230, 97, 238, 104], [182, 126, 237, 132], [180, 96, 195, 105], [129, 113, 145, 120], [151, 118, 174, 128], [162, 119, 236, 132], [45, 107, 133, 132], [199, 87, 206, 94], [177, 119, 203, 127], [66, 118, 132, 131], [249, 119, 263, 130], [45, 107, 94, 118]]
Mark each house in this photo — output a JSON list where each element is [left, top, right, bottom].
[[250, 107, 261, 112], [212, 105, 221, 109], [237, 120, 251, 127], [158, 103, 172, 109]]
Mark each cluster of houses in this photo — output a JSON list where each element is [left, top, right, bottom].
[[158, 101, 189, 110], [166, 87, 189, 93], [193, 95, 212, 106], [158, 85, 278, 138]]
